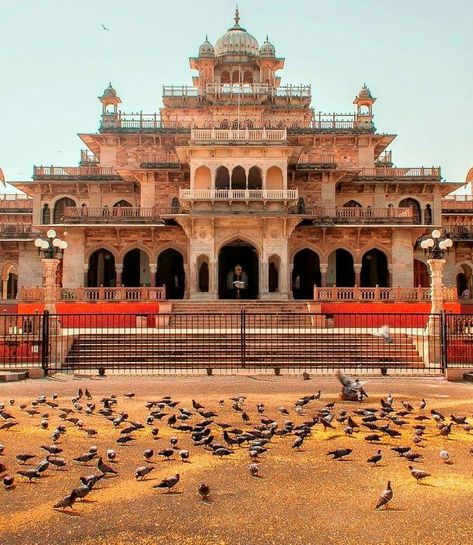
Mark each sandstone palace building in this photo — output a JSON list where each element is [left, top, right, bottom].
[[2, 9, 473, 305]]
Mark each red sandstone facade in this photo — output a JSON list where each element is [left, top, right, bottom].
[[1, 10, 472, 304]]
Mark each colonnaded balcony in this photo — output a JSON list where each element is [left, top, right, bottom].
[[305, 206, 414, 225], [190, 128, 287, 144], [354, 166, 441, 180]]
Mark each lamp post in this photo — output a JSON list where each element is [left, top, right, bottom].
[[34, 229, 68, 312], [420, 229, 453, 314]]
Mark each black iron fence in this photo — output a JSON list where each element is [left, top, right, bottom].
[[0, 310, 455, 375]]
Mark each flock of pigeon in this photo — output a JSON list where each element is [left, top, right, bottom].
[[0, 372, 472, 515]]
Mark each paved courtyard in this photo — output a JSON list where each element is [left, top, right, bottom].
[[1, 374, 473, 545]]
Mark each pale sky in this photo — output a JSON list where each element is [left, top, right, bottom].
[[1, 0, 472, 191]]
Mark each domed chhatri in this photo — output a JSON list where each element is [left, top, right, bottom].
[[259, 36, 275, 58], [198, 36, 215, 58], [358, 83, 372, 99], [102, 82, 117, 98], [214, 7, 259, 57]]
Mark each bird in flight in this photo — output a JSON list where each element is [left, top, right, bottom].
[[101, 24, 110, 31]]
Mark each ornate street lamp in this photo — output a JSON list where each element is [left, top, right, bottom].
[[420, 229, 453, 259], [34, 229, 68, 258], [34, 229, 68, 313], [420, 230, 453, 317]]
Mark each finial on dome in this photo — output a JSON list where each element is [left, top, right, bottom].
[[205, 34, 208, 41], [234, 5, 240, 25]]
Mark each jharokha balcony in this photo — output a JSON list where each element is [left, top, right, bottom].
[[305, 206, 414, 225], [33, 166, 121, 180], [0, 223, 34, 239], [179, 188, 298, 203], [190, 128, 287, 144]]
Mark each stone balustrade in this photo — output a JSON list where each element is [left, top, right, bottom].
[[179, 188, 298, 201], [20, 286, 166, 303], [313, 286, 457, 302]]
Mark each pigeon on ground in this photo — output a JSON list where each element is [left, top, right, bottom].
[[179, 450, 190, 462], [327, 448, 352, 460], [53, 489, 78, 510], [198, 482, 210, 501], [367, 450, 382, 466], [377, 325, 393, 343], [73, 483, 92, 501], [17, 469, 40, 482], [408, 466, 430, 483], [16, 453, 36, 465], [3, 474, 14, 489], [158, 449, 174, 461], [153, 473, 180, 493], [375, 481, 393, 509], [135, 466, 154, 481], [439, 449, 451, 464], [249, 463, 259, 477], [97, 457, 117, 475]]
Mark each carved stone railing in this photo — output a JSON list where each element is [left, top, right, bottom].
[[355, 167, 441, 178], [442, 195, 473, 210], [306, 207, 413, 224], [190, 128, 287, 143], [179, 188, 298, 201], [313, 286, 457, 302], [0, 223, 34, 238], [445, 224, 473, 239], [60, 207, 170, 224], [20, 286, 166, 302], [33, 166, 120, 180]]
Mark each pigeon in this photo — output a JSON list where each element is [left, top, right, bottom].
[[439, 449, 451, 464], [158, 449, 174, 461], [213, 448, 232, 458], [0, 444, 4, 455], [292, 437, 304, 450], [408, 466, 430, 483], [3, 474, 14, 489], [198, 482, 210, 501], [179, 450, 190, 462], [419, 399, 426, 410], [16, 453, 36, 465], [327, 448, 352, 460], [135, 466, 154, 480], [143, 449, 154, 462], [101, 23, 110, 31], [107, 449, 117, 462], [153, 473, 180, 493], [192, 400, 205, 411], [17, 469, 40, 482], [0, 422, 18, 430], [376, 481, 393, 509], [367, 450, 382, 466], [41, 445, 63, 455], [73, 483, 92, 501], [377, 325, 393, 343], [97, 457, 117, 475], [124, 393, 135, 399], [53, 489, 78, 510], [391, 446, 411, 457], [405, 452, 423, 462], [249, 463, 259, 477]]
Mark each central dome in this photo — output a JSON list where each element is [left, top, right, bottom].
[[214, 9, 259, 57]]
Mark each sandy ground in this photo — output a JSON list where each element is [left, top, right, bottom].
[[1, 374, 473, 545]]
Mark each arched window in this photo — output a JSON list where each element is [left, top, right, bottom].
[[215, 166, 230, 190], [266, 166, 283, 190], [231, 166, 246, 190], [292, 249, 321, 299], [399, 198, 422, 224], [424, 204, 432, 225], [113, 200, 132, 208], [327, 249, 355, 287], [343, 200, 362, 208], [361, 249, 389, 287], [220, 119, 229, 129], [232, 70, 240, 83], [53, 197, 76, 223], [221, 71, 230, 84], [88, 249, 116, 287], [268, 255, 280, 293], [248, 167, 262, 190], [198, 261, 209, 292], [157, 249, 185, 299], [414, 259, 429, 287], [122, 249, 150, 287], [42, 204, 51, 224], [194, 166, 211, 190]]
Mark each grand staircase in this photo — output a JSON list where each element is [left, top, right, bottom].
[[63, 300, 425, 372]]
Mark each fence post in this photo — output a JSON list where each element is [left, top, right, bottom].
[[41, 310, 50, 373], [441, 310, 447, 373], [240, 307, 246, 369]]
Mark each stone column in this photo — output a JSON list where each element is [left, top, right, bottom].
[[2, 279, 7, 300], [387, 266, 393, 288], [209, 260, 218, 298], [42, 258, 60, 313], [149, 264, 157, 287], [428, 259, 446, 314], [115, 264, 123, 287], [83, 263, 89, 287], [260, 259, 268, 297], [319, 263, 328, 287], [354, 263, 362, 286]]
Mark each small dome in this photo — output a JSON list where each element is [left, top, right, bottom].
[[199, 36, 215, 58], [358, 84, 372, 99], [214, 8, 259, 57], [102, 82, 117, 98], [259, 36, 275, 58]]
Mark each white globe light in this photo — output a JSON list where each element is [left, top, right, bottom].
[[445, 238, 453, 248], [431, 229, 441, 239], [60, 240, 68, 250], [52, 238, 61, 247], [420, 240, 428, 249], [41, 240, 49, 250], [47, 229, 56, 239], [427, 239, 435, 248], [439, 240, 446, 250], [34, 238, 43, 248]]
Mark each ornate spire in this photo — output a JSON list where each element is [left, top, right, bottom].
[[234, 5, 240, 25]]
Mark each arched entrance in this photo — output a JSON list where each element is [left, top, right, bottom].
[[156, 249, 185, 299], [218, 240, 259, 299], [122, 249, 150, 287], [457, 263, 473, 297], [53, 197, 76, 223], [361, 249, 389, 287], [292, 249, 321, 299], [327, 249, 355, 287], [414, 259, 430, 287], [88, 249, 116, 287]]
